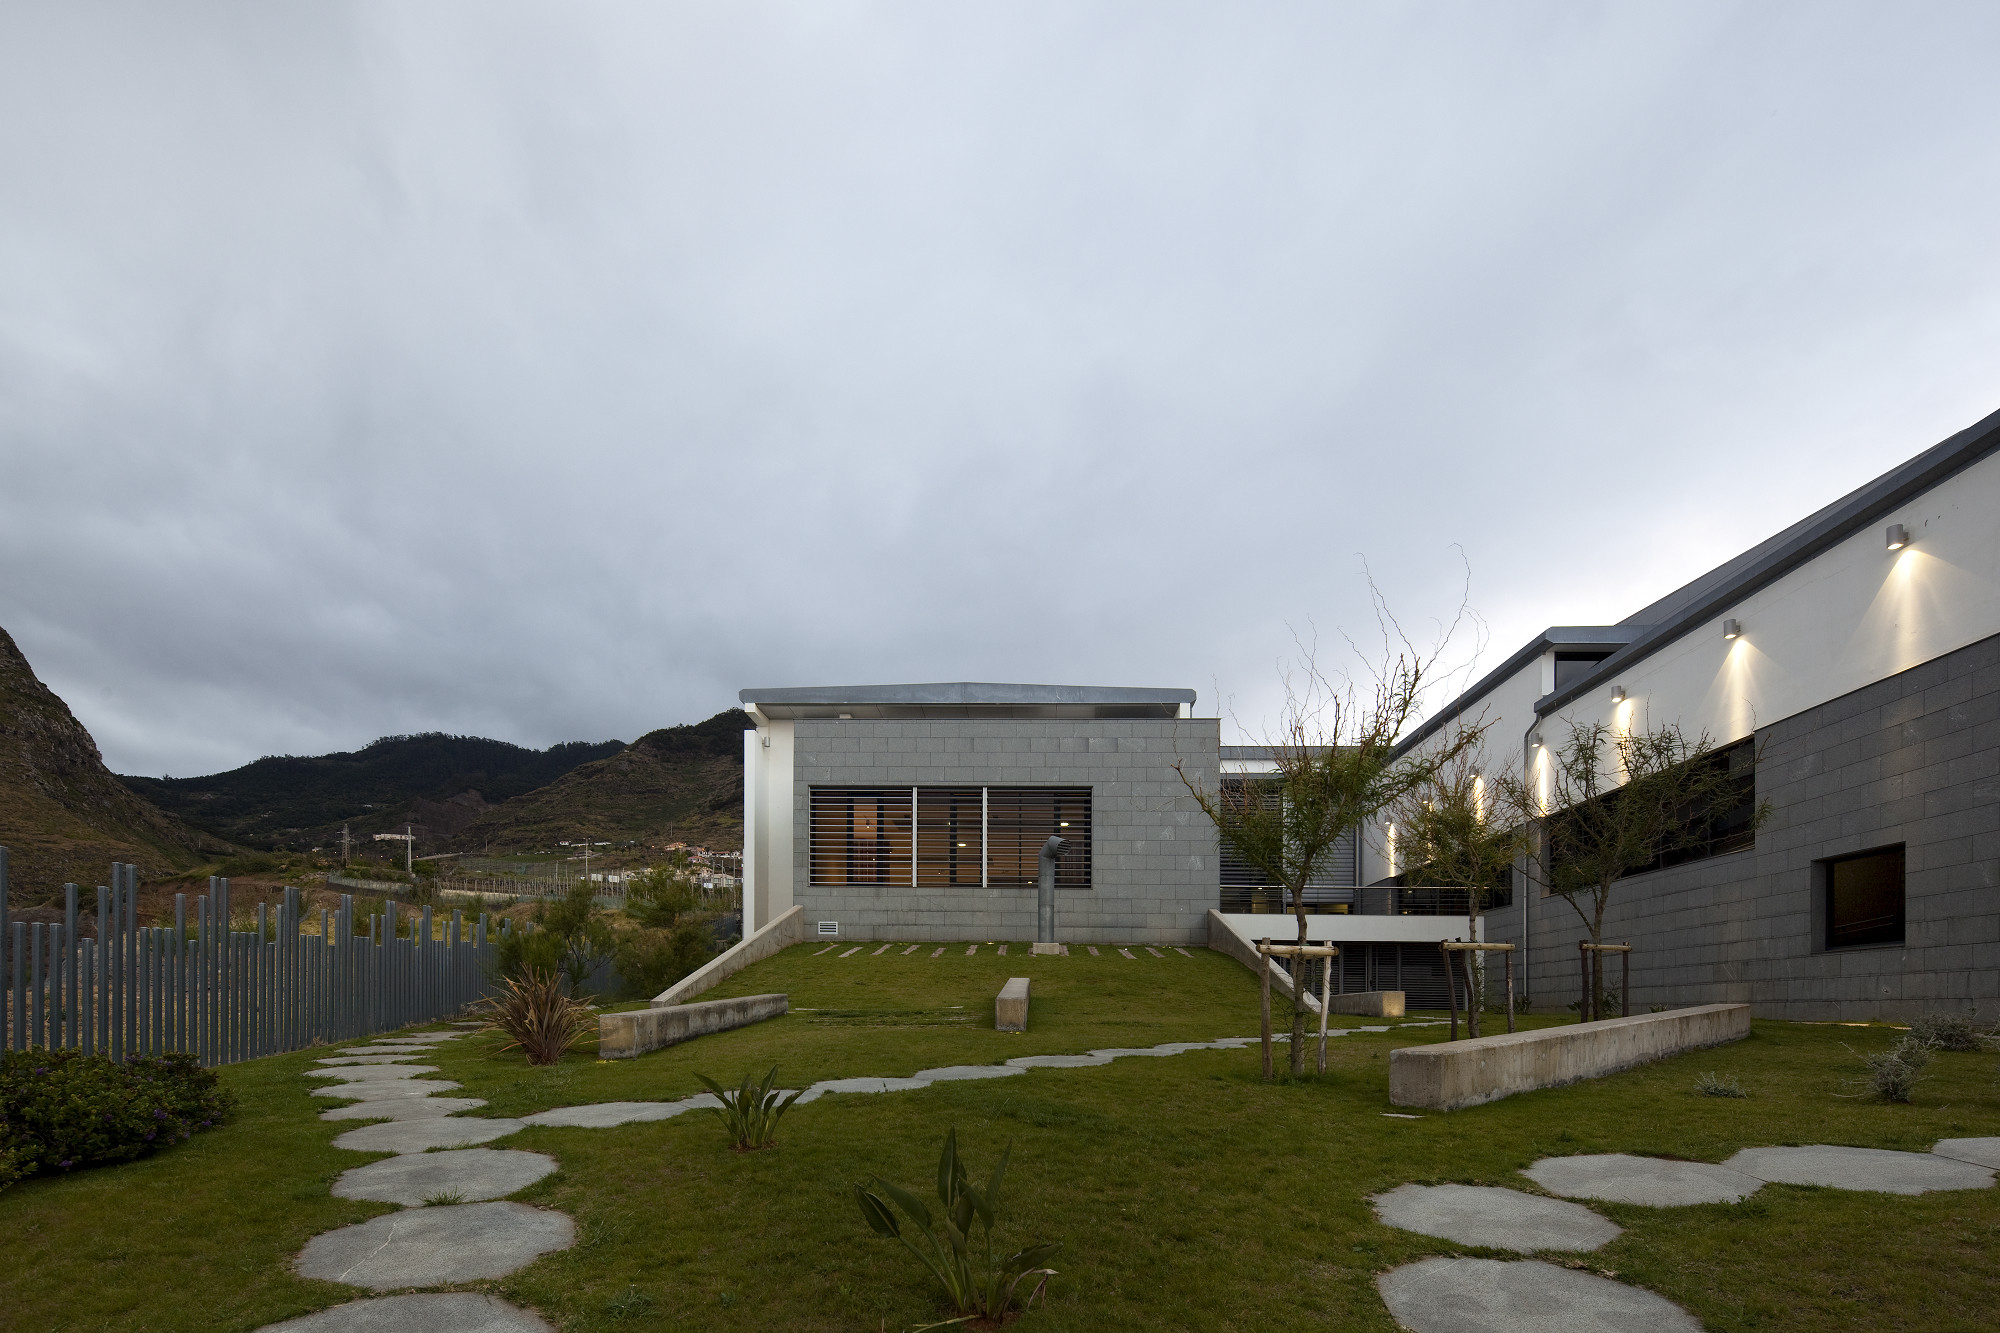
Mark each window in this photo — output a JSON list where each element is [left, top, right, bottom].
[[1554, 652, 1614, 690], [986, 788, 1092, 888], [1824, 845, 1905, 949], [1215, 778, 1357, 914], [808, 789, 913, 886], [810, 787, 1090, 888]]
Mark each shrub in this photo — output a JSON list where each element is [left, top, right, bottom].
[[1846, 1034, 1935, 1103], [695, 1066, 802, 1151], [1906, 1012, 1988, 1053], [855, 1127, 1060, 1323], [493, 885, 615, 996], [473, 968, 596, 1065], [0, 1049, 234, 1191], [1694, 1071, 1747, 1098], [613, 923, 715, 1001]]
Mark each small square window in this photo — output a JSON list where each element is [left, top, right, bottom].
[[1823, 845, 1904, 949]]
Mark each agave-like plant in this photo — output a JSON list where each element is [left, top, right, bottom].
[[473, 967, 595, 1065], [695, 1066, 803, 1151], [855, 1128, 1059, 1325]]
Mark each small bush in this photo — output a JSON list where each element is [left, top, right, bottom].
[[473, 968, 596, 1065], [1850, 1035, 1935, 1103], [0, 1050, 234, 1191], [696, 1066, 802, 1151], [1694, 1071, 1747, 1098], [1906, 1012, 1988, 1053]]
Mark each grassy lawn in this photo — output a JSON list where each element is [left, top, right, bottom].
[[3, 943, 1998, 1332]]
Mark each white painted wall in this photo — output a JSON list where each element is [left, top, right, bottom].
[[1364, 445, 2000, 883], [741, 714, 795, 932], [1542, 448, 2000, 750]]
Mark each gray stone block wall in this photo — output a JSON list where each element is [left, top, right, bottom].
[[1486, 630, 2000, 1022], [790, 717, 1221, 945]]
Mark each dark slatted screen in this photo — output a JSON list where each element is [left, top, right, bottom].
[[916, 788, 984, 886], [985, 788, 1091, 888], [809, 789, 914, 886]]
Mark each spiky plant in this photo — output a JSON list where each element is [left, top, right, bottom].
[[473, 967, 595, 1065], [694, 1066, 802, 1151], [855, 1127, 1060, 1325]]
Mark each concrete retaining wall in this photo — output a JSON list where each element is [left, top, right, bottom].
[[600, 993, 788, 1059], [1389, 1003, 1752, 1111], [654, 905, 805, 1006]]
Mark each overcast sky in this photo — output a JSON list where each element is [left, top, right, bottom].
[[5, 3, 1999, 778]]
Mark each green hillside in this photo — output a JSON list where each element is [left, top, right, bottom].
[[122, 733, 625, 852], [0, 625, 228, 900], [447, 709, 747, 853]]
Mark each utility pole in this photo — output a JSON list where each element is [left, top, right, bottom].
[[341, 823, 351, 867], [405, 824, 414, 874]]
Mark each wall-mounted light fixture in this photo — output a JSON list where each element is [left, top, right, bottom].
[[1722, 619, 1742, 640], [1885, 523, 1910, 550], [1530, 733, 1545, 749], [1610, 686, 1626, 704]]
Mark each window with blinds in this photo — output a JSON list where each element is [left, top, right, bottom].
[[1216, 777, 1356, 913], [986, 787, 1092, 888], [809, 787, 1091, 889]]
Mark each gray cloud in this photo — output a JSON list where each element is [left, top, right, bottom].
[[4, 2, 1998, 775]]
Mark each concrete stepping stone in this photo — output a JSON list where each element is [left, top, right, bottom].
[[1933, 1138, 2000, 1170], [1377, 1257, 1701, 1333], [319, 1054, 435, 1066], [520, 1097, 718, 1128], [321, 1097, 488, 1121], [334, 1117, 529, 1154], [255, 1292, 552, 1332], [1724, 1145, 1995, 1195], [1372, 1184, 1620, 1252], [311, 1079, 464, 1100], [1008, 1053, 1114, 1069], [332, 1149, 559, 1206], [797, 1076, 933, 1102], [1523, 1153, 1762, 1206], [340, 1045, 439, 1055], [909, 1065, 1026, 1083], [308, 1066, 442, 1083], [296, 1201, 572, 1288]]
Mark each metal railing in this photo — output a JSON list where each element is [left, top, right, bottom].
[[1, 848, 507, 1065]]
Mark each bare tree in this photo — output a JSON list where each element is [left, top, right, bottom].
[[1179, 598, 1481, 1077], [1501, 720, 1765, 1015], [1391, 744, 1532, 1035]]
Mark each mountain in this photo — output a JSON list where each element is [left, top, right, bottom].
[[123, 733, 626, 852], [0, 625, 226, 899], [447, 709, 748, 852]]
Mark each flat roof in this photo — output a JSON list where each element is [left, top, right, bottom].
[[739, 682, 1196, 721]]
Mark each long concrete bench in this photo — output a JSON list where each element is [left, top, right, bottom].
[[1389, 1003, 1751, 1110], [1326, 990, 1405, 1018], [996, 977, 1030, 1032], [599, 993, 788, 1059]]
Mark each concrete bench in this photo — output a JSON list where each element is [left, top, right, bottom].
[[598, 993, 788, 1060], [1326, 990, 1405, 1018], [1389, 1003, 1751, 1111], [996, 977, 1030, 1032]]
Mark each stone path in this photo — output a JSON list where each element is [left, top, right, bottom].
[[1371, 1184, 1621, 1252], [1523, 1153, 1762, 1206], [259, 1294, 553, 1333], [1378, 1257, 1702, 1333], [264, 1031, 571, 1333], [1723, 1144, 1995, 1195], [1373, 1136, 1999, 1330]]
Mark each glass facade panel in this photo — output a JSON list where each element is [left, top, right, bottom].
[[809, 787, 1089, 889], [985, 788, 1092, 888], [809, 789, 914, 886], [916, 788, 984, 886]]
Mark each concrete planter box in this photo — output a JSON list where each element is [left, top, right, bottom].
[[1389, 1003, 1751, 1111], [1326, 990, 1405, 1018], [599, 993, 789, 1060]]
